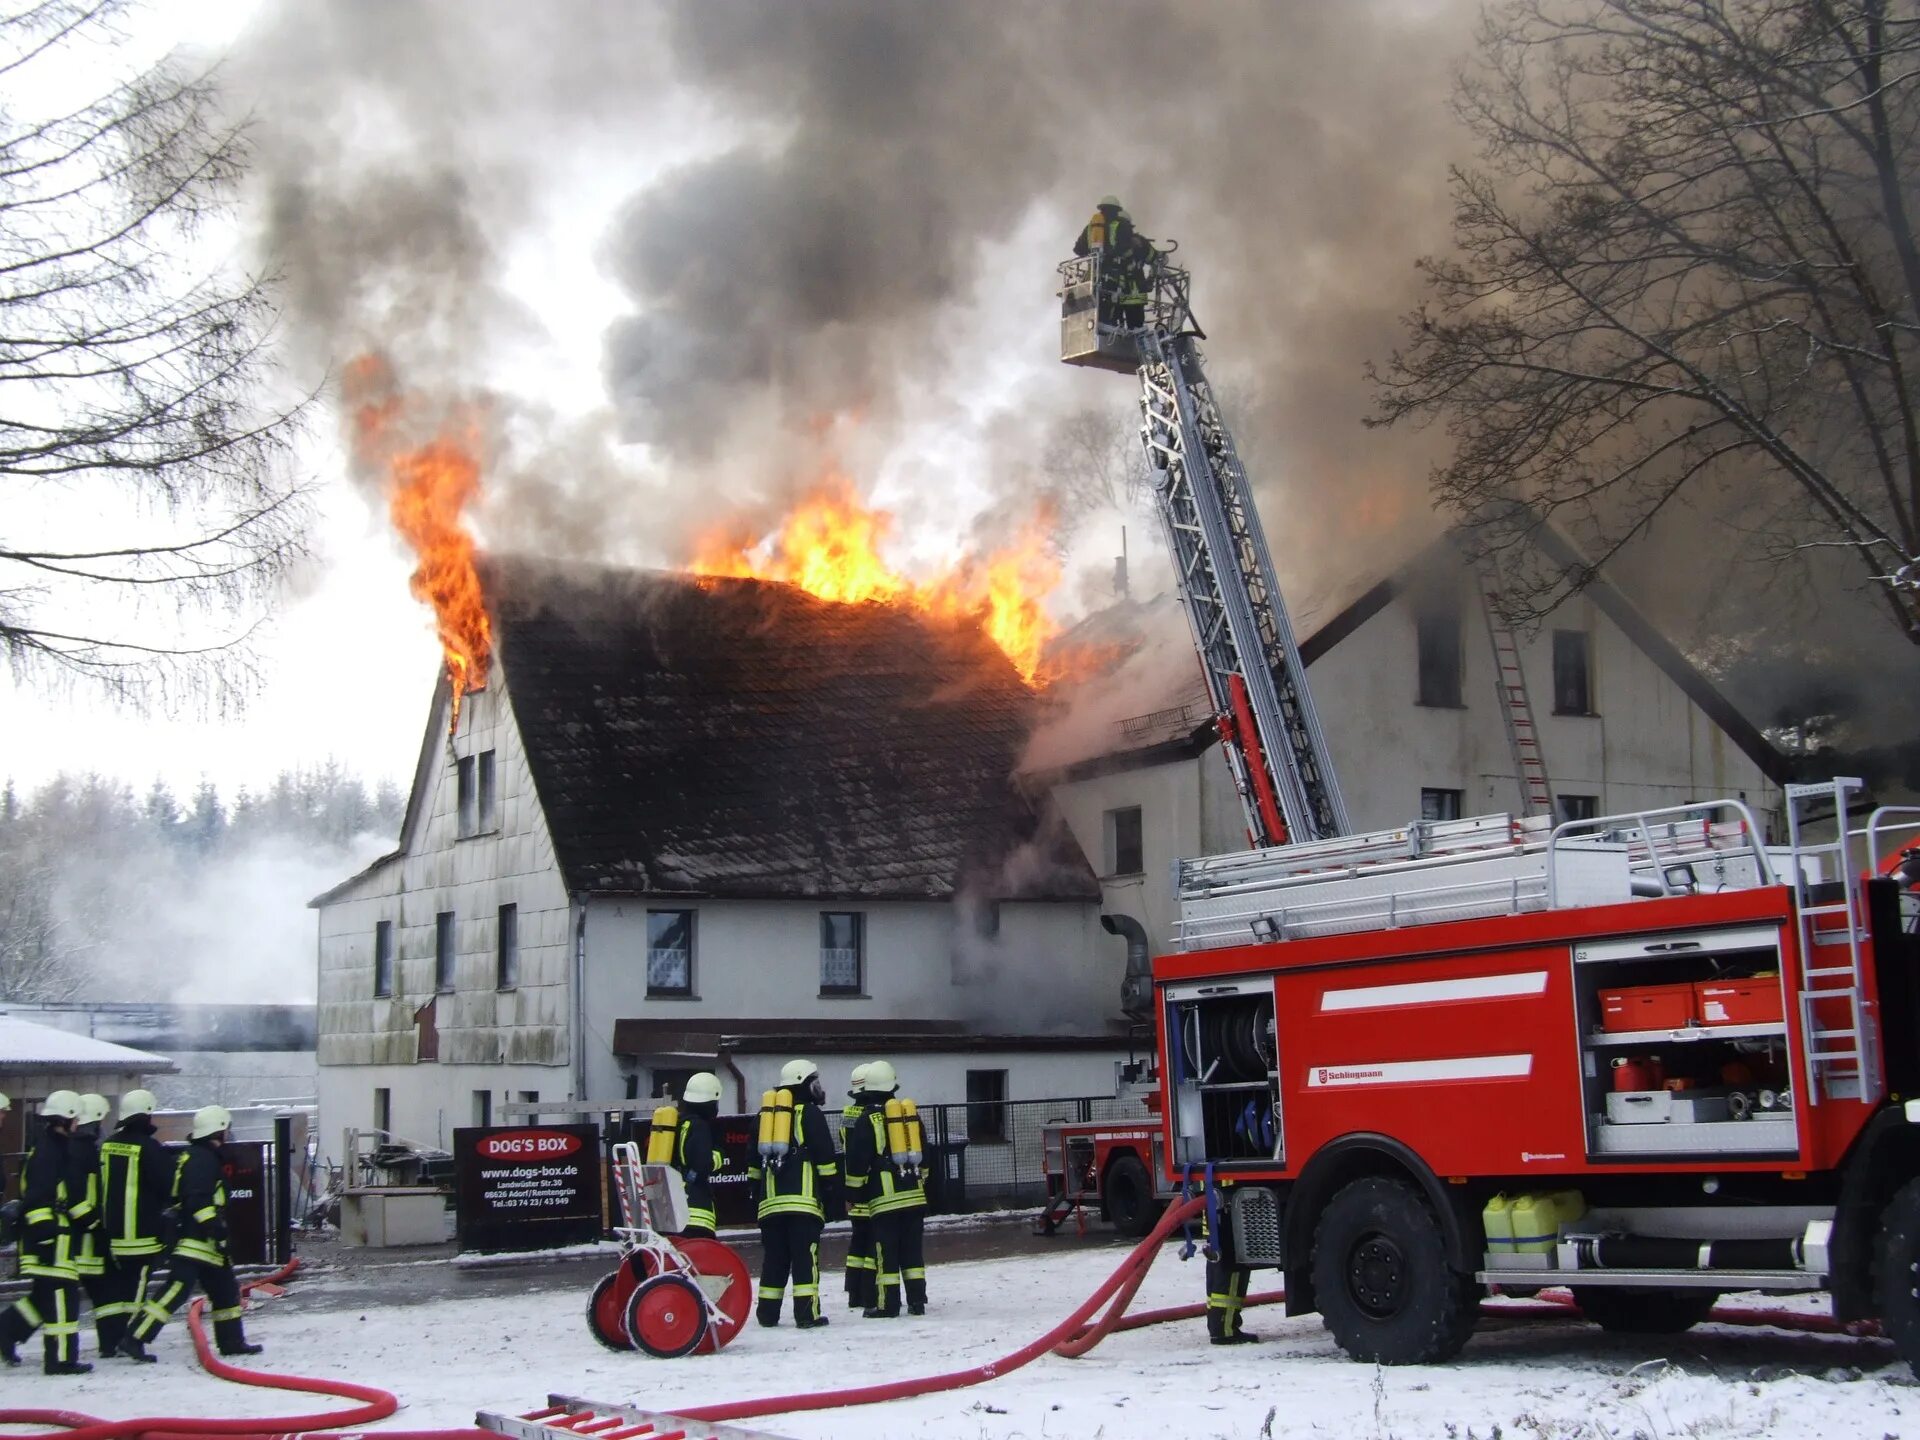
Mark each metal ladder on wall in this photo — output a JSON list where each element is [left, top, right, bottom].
[[1476, 565, 1553, 819], [1785, 777, 1878, 1106]]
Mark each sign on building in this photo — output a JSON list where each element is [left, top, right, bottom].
[[453, 1124, 602, 1252]]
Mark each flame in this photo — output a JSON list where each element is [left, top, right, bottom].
[[689, 478, 1065, 685], [345, 354, 494, 732]]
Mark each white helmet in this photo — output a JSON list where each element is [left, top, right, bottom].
[[41, 1089, 82, 1121], [119, 1089, 158, 1120], [76, 1093, 111, 1125], [0, 1091, 10, 1112], [864, 1059, 899, 1094], [849, 1063, 871, 1093], [682, 1072, 723, 1105], [190, 1104, 233, 1140], [779, 1058, 819, 1088]]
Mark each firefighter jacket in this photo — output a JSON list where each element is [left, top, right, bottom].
[[65, 1127, 105, 1277], [674, 1103, 722, 1231], [748, 1098, 838, 1221], [101, 1116, 172, 1259], [1073, 203, 1129, 258], [839, 1101, 871, 1220], [19, 1127, 77, 1281], [842, 1098, 927, 1218], [172, 1138, 231, 1267]]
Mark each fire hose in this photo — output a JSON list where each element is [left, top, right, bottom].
[[0, 1204, 1887, 1440]]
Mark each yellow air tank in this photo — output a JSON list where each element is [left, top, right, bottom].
[[645, 1103, 679, 1164], [757, 1089, 781, 1160]]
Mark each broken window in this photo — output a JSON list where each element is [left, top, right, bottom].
[[1553, 629, 1593, 715], [966, 1068, 1009, 1143], [1415, 591, 1464, 707], [477, 750, 497, 830], [374, 919, 394, 998], [456, 756, 476, 838], [821, 911, 865, 995], [1421, 787, 1463, 822], [1105, 805, 1144, 876], [496, 903, 518, 989], [647, 909, 694, 996], [435, 910, 456, 992]]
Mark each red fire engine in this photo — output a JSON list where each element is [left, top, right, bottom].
[[1051, 228, 1920, 1365]]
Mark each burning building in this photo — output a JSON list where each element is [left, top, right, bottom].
[[309, 559, 1129, 1151]]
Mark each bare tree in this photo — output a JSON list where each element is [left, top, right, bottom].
[[1370, 0, 1920, 640], [0, 0, 310, 704]]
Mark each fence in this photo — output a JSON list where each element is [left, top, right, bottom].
[[922, 1094, 1156, 1211]]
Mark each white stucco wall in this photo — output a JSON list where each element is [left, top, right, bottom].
[[709, 1049, 1135, 1113]]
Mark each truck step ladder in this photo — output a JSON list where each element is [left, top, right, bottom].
[[1784, 778, 1878, 1106], [478, 1395, 794, 1440], [1476, 565, 1553, 819]]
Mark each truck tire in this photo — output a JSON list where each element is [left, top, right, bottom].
[[1103, 1153, 1162, 1238], [1572, 1287, 1718, 1334], [1872, 1175, 1920, 1373], [1310, 1176, 1477, 1364]]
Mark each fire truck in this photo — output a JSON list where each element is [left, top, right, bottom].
[[1049, 221, 1920, 1367]]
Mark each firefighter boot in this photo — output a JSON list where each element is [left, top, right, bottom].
[[756, 1298, 782, 1328], [46, 1340, 93, 1376], [794, 1296, 829, 1329], [117, 1336, 157, 1364], [215, 1317, 263, 1356]]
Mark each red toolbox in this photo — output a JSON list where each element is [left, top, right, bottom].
[[1600, 983, 1697, 1032], [1693, 979, 1784, 1028]]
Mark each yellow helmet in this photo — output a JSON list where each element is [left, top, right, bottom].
[[779, 1058, 819, 1088], [682, 1072, 723, 1105], [119, 1089, 158, 1120], [864, 1059, 899, 1094], [76, 1093, 111, 1125], [41, 1089, 82, 1121], [190, 1104, 233, 1140]]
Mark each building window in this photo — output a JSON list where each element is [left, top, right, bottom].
[[1104, 805, 1144, 876], [477, 749, 497, 830], [1421, 788, 1463, 822], [373, 1087, 392, 1139], [974, 899, 1002, 938], [1553, 630, 1593, 715], [966, 1069, 1009, 1143], [374, 920, 394, 998], [496, 903, 518, 989], [1415, 593, 1464, 707], [472, 1090, 492, 1128], [456, 755, 477, 837], [435, 911, 456, 992], [519, 1090, 539, 1124], [1556, 793, 1600, 824], [652, 1069, 697, 1101], [647, 909, 694, 996], [820, 911, 865, 995]]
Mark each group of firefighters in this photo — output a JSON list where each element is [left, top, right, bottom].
[[0, 1088, 260, 1375], [655, 1057, 928, 1328]]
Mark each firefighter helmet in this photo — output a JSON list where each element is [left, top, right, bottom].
[[863, 1059, 899, 1094], [849, 1062, 871, 1094], [41, 1089, 82, 1121], [119, 1089, 158, 1120], [779, 1058, 819, 1087], [190, 1104, 233, 1140], [76, 1093, 111, 1125], [1098, 194, 1121, 208], [683, 1072, 723, 1105], [0, 1091, 9, 1112]]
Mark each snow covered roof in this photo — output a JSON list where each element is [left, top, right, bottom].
[[0, 1013, 177, 1073]]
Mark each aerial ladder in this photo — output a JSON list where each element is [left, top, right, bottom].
[[1059, 235, 1349, 848]]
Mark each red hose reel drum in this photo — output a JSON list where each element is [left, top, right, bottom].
[[585, 1237, 752, 1356]]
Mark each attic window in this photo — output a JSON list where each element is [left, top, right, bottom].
[[1552, 630, 1593, 715], [1104, 806, 1144, 877], [456, 756, 477, 837], [477, 750, 497, 830], [1415, 591, 1464, 708], [374, 920, 394, 998]]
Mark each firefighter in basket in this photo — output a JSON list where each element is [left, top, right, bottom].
[[750, 1058, 840, 1329], [646, 1071, 724, 1239], [0, 1090, 89, 1373], [67, 1094, 112, 1356], [843, 1059, 928, 1317], [841, 1063, 876, 1311], [99, 1089, 171, 1362], [125, 1104, 265, 1359]]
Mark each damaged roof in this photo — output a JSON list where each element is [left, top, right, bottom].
[[489, 560, 1098, 902]]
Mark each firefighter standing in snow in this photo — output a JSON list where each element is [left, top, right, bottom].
[[840, 1063, 876, 1311], [843, 1059, 928, 1317], [0, 1090, 90, 1373], [671, 1072, 723, 1239], [126, 1104, 264, 1358], [750, 1058, 838, 1328], [1204, 1202, 1257, 1345], [98, 1089, 171, 1362], [66, 1094, 113, 1354]]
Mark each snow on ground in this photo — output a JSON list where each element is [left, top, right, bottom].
[[8, 1245, 1918, 1440]]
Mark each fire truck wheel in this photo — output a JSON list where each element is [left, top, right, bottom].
[[1872, 1175, 1920, 1372], [1571, 1286, 1718, 1334], [1310, 1176, 1477, 1365], [1103, 1154, 1160, 1238]]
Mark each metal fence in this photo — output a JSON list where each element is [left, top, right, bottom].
[[922, 1094, 1156, 1211]]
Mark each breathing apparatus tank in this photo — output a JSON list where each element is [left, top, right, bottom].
[[757, 1087, 794, 1160], [884, 1097, 923, 1173], [645, 1103, 679, 1164]]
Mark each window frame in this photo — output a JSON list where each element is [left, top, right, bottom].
[[1556, 793, 1600, 824], [373, 919, 394, 999], [1420, 787, 1464, 822], [819, 910, 866, 997], [1414, 592, 1466, 708], [645, 908, 696, 998], [477, 749, 497, 831], [965, 1068, 1009, 1143], [495, 902, 518, 990], [434, 910, 456, 993], [456, 755, 477, 838], [1104, 804, 1145, 877], [1552, 629, 1594, 716]]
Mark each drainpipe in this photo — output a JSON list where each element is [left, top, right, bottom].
[[1100, 912, 1152, 1021], [571, 901, 588, 1102], [718, 1043, 750, 1111]]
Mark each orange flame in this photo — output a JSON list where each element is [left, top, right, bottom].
[[689, 478, 1064, 685], [345, 354, 494, 732]]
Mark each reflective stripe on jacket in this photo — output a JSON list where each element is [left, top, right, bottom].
[[843, 1101, 927, 1218], [101, 1122, 172, 1258]]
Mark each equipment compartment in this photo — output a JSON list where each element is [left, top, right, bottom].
[[1164, 981, 1282, 1168]]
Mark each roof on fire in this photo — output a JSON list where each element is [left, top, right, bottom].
[[450, 560, 1098, 902]]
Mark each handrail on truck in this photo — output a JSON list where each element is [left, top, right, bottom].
[[1865, 806, 1920, 873], [1546, 796, 1777, 906]]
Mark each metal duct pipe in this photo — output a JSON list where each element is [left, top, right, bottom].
[[1101, 913, 1153, 1020]]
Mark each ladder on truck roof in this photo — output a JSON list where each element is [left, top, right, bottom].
[[1785, 777, 1878, 1106], [1058, 246, 1348, 847], [1476, 565, 1553, 819]]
